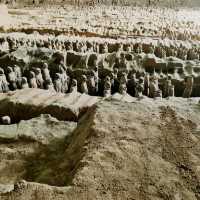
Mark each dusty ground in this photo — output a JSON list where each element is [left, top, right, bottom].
[[0, 114, 77, 186], [0, 90, 200, 199]]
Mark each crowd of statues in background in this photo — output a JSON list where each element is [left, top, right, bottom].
[[0, 36, 200, 61], [2, 4, 199, 41], [0, 60, 194, 99]]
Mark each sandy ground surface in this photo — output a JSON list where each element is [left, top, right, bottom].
[[0, 90, 200, 199]]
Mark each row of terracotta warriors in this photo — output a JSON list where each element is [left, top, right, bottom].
[[0, 36, 199, 61], [0, 63, 194, 99]]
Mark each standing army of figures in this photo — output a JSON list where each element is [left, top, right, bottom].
[[1, 35, 200, 61], [0, 60, 194, 99], [0, 33, 198, 99]]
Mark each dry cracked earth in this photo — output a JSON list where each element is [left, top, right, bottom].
[[0, 90, 200, 199]]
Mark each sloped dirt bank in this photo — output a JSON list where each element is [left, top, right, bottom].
[[1, 98, 200, 199]]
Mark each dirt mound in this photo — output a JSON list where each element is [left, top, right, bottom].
[[1, 98, 200, 199], [0, 89, 100, 122]]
